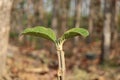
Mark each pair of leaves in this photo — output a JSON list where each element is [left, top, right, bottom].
[[22, 26, 89, 43]]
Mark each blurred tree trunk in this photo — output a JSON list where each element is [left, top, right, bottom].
[[0, 0, 13, 79], [100, 0, 112, 63], [74, 0, 81, 28], [38, 0, 44, 25], [88, 0, 101, 43], [51, 0, 60, 54], [11, 0, 26, 33], [26, 0, 34, 27], [31, 0, 45, 49], [51, 0, 60, 35], [111, 0, 119, 45], [59, 0, 71, 35], [74, 0, 81, 45], [33, 0, 44, 26], [88, 0, 94, 43]]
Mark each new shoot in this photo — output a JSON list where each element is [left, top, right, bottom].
[[21, 26, 89, 80]]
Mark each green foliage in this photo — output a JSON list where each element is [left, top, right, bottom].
[[22, 26, 56, 42], [22, 27, 89, 44], [60, 28, 89, 41]]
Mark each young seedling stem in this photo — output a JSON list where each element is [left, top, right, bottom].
[[56, 40, 65, 80], [21, 26, 89, 80]]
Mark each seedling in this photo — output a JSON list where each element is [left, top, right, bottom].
[[21, 26, 89, 80]]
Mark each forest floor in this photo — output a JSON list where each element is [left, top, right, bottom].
[[7, 40, 120, 80]]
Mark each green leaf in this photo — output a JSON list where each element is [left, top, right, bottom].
[[21, 26, 56, 42], [61, 28, 89, 40]]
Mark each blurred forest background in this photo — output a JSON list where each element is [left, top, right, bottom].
[[0, 0, 120, 80]]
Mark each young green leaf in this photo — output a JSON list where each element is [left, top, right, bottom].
[[21, 26, 56, 42], [61, 28, 89, 40]]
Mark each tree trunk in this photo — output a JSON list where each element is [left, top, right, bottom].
[[11, 0, 27, 33], [74, 0, 81, 45], [0, 0, 13, 79], [88, 0, 101, 43], [26, 0, 34, 27], [51, 0, 60, 54], [111, 0, 119, 46], [33, 0, 44, 26], [38, 0, 44, 25], [100, 0, 112, 63], [51, 0, 60, 35], [59, 0, 70, 35], [88, 0, 94, 43]]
